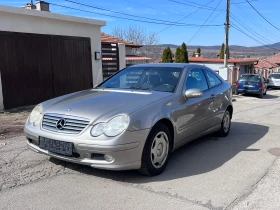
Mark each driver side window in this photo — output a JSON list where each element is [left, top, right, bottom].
[[185, 69, 208, 91]]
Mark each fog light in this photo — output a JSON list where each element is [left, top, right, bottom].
[[104, 154, 114, 162]]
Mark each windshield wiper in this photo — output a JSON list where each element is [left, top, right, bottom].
[[129, 86, 152, 91]]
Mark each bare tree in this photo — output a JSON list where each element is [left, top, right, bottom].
[[111, 25, 160, 58]]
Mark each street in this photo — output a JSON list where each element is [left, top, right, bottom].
[[1, 90, 280, 210]]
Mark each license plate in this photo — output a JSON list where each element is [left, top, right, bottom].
[[39, 137, 73, 156]]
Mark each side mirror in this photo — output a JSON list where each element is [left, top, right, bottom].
[[184, 88, 203, 98]]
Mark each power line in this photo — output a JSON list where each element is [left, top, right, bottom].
[[231, 23, 280, 51], [65, 0, 194, 25], [187, 0, 224, 45], [50, 3, 222, 27], [168, 0, 224, 11], [65, 0, 223, 26], [245, 0, 280, 31], [231, 0, 258, 4], [230, 14, 275, 46], [121, 0, 221, 23], [231, 1, 280, 41], [156, 0, 216, 34], [122, 0, 182, 16]]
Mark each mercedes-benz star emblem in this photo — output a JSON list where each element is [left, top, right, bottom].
[[56, 119, 66, 130]]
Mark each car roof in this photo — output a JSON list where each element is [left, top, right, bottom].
[[130, 63, 209, 69]]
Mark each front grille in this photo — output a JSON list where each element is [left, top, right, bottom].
[[42, 113, 90, 134]]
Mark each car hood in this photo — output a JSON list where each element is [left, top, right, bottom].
[[42, 89, 172, 123]]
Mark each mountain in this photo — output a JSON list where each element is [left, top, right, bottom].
[[139, 43, 280, 62]]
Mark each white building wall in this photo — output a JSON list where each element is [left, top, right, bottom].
[[0, 5, 106, 108], [118, 43, 126, 70], [190, 62, 234, 71]]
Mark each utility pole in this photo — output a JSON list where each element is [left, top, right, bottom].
[[224, 0, 230, 68]]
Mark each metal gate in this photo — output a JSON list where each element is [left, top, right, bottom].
[[101, 43, 119, 80], [0, 31, 92, 109]]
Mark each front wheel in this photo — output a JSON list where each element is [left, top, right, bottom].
[[218, 109, 231, 137], [138, 123, 171, 176]]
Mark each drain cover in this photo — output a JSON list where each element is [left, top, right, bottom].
[[268, 148, 280, 157]]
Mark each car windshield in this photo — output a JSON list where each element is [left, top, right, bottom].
[[98, 66, 183, 92], [268, 74, 280, 79], [239, 75, 261, 82]]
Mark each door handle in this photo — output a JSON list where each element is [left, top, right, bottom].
[[210, 94, 215, 99]]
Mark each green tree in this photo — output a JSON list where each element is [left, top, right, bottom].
[[161, 47, 173, 63], [219, 43, 230, 59], [180, 42, 189, 63], [196, 47, 201, 54], [175, 47, 181, 62], [219, 43, 225, 59]]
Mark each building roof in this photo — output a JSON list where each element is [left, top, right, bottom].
[[0, 5, 106, 26], [254, 59, 278, 69], [188, 57, 259, 64], [154, 57, 259, 64], [102, 55, 151, 61], [126, 55, 152, 61], [101, 33, 142, 48], [266, 53, 280, 65]]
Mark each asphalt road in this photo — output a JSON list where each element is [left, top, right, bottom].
[[1, 90, 280, 210]]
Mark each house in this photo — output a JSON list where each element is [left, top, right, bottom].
[[254, 59, 279, 79], [0, 3, 106, 110], [101, 33, 152, 67], [154, 56, 259, 85], [188, 57, 259, 84]]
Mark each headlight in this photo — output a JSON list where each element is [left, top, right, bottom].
[[28, 105, 42, 126], [91, 115, 129, 137], [90, 123, 106, 137]]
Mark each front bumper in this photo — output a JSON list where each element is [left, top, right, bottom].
[[25, 127, 150, 170]]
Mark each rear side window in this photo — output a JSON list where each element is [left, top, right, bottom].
[[205, 70, 222, 88], [268, 74, 280, 79], [239, 75, 261, 82]]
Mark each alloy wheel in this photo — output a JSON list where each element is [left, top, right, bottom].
[[150, 132, 169, 169]]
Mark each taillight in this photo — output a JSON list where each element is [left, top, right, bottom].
[[259, 82, 263, 88], [236, 81, 238, 86]]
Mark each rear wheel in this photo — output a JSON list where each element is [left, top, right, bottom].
[[138, 123, 171, 176], [218, 109, 231, 137]]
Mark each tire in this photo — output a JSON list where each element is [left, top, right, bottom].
[[138, 123, 171, 176], [218, 109, 231, 137]]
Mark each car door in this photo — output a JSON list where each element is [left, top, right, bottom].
[[175, 68, 214, 145], [204, 69, 224, 127]]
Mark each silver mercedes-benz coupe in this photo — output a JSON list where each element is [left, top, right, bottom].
[[25, 63, 233, 176]]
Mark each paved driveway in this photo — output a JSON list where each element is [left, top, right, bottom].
[[1, 90, 280, 210]]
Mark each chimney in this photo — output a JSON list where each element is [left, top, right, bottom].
[[36, 1, 50, 12], [22, 1, 36, 10]]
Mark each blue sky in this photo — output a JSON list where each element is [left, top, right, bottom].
[[1, 0, 280, 46]]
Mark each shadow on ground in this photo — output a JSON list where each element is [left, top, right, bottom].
[[237, 92, 279, 99], [50, 122, 269, 183]]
